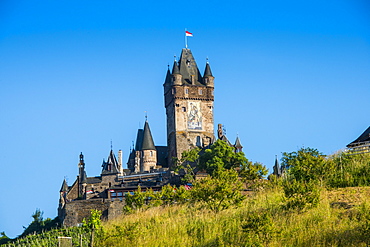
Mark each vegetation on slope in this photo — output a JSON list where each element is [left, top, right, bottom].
[[3, 144, 370, 246]]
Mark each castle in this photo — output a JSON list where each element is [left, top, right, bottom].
[[58, 47, 243, 226]]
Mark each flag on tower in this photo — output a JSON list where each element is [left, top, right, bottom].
[[185, 31, 193, 37]]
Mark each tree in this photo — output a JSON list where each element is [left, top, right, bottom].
[[19, 209, 60, 238], [191, 169, 245, 212], [172, 147, 201, 183], [281, 147, 332, 185], [199, 140, 267, 180]]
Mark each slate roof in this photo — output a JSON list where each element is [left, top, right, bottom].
[[135, 129, 144, 151], [203, 62, 213, 77], [178, 48, 204, 86], [273, 157, 282, 176], [164, 67, 172, 85], [142, 121, 156, 150], [234, 136, 243, 148], [347, 126, 370, 147], [60, 179, 69, 192], [172, 60, 180, 74], [101, 149, 119, 175], [86, 177, 102, 184]]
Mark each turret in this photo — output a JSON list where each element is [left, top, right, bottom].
[[273, 156, 282, 177], [78, 153, 86, 198], [234, 136, 243, 153], [172, 60, 182, 86], [203, 61, 214, 87], [141, 120, 157, 172]]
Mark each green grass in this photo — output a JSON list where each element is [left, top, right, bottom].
[[5, 186, 370, 247]]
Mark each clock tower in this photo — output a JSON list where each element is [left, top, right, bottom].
[[163, 48, 215, 166]]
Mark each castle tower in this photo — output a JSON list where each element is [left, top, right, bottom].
[[127, 120, 157, 172], [78, 152, 87, 198], [141, 120, 157, 172], [164, 48, 215, 165]]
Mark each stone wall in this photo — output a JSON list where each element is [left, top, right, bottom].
[[61, 199, 125, 227]]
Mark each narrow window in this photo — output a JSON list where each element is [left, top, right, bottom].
[[185, 88, 188, 94], [199, 89, 203, 95], [150, 151, 153, 157], [182, 107, 186, 112]]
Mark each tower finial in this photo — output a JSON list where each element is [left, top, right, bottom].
[[110, 139, 113, 150], [145, 111, 148, 121]]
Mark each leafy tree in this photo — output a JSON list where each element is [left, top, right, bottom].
[[282, 147, 332, 185], [191, 169, 245, 212], [199, 140, 267, 180], [19, 209, 60, 238], [172, 147, 201, 183], [124, 187, 146, 213]]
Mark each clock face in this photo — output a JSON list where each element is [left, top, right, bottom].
[[187, 101, 202, 130]]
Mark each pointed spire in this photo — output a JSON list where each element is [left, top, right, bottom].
[[273, 155, 282, 176], [235, 136, 242, 148], [178, 48, 202, 85], [172, 60, 180, 74], [203, 61, 213, 77], [164, 66, 172, 85], [60, 179, 69, 192], [142, 120, 156, 150], [101, 150, 119, 174]]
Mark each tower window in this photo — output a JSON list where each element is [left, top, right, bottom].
[[199, 89, 203, 95], [185, 88, 188, 94], [150, 151, 153, 157], [182, 107, 186, 112]]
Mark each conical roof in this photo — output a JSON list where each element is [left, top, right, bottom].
[[178, 48, 203, 86], [203, 62, 213, 77], [273, 156, 281, 176], [135, 129, 144, 151], [60, 179, 69, 192], [142, 121, 156, 150], [234, 136, 243, 148], [164, 67, 172, 85], [172, 60, 180, 74], [101, 150, 119, 174]]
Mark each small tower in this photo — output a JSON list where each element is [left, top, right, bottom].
[[234, 136, 243, 153], [127, 120, 158, 173], [164, 48, 215, 166], [78, 153, 87, 198], [141, 120, 157, 172], [273, 156, 282, 177]]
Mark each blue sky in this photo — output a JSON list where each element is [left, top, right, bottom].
[[0, 0, 369, 238]]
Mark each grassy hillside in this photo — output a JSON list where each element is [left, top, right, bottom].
[[4, 149, 370, 246], [4, 186, 370, 247]]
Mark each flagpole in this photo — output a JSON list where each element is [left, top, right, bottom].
[[185, 28, 188, 49]]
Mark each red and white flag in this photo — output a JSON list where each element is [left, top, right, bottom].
[[185, 31, 193, 37], [86, 190, 93, 194], [109, 189, 115, 193]]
